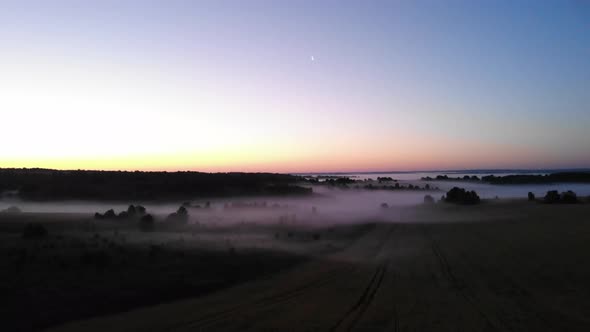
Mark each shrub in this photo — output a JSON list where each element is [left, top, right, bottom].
[[424, 195, 435, 204], [139, 214, 155, 232], [22, 223, 48, 239], [544, 190, 560, 203], [542, 190, 577, 204], [561, 190, 578, 204], [2, 206, 21, 213], [103, 209, 116, 219], [528, 192, 535, 201], [377, 177, 394, 182], [136, 205, 146, 215], [127, 205, 137, 217], [148, 244, 162, 260], [444, 187, 480, 205], [80, 250, 111, 268], [177, 206, 188, 216], [167, 206, 189, 224]]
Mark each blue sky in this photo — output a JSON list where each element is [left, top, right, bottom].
[[1, 0, 589, 172]]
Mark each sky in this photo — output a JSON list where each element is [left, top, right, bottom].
[[1, 0, 589, 173]]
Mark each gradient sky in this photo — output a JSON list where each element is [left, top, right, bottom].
[[1, 0, 589, 172]]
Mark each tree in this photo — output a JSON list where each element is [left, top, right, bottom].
[[166, 206, 189, 224], [544, 190, 560, 203], [139, 214, 155, 232], [136, 205, 146, 215], [22, 223, 48, 239], [527, 192, 535, 201], [444, 187, 480, 205], [561, 191, 578, 204], [177, 206, 188, 216], [127, 205, 137, 216], [1, 206, 21, 213], [103, 209, 116, 219], [424, 195, 435, 204]]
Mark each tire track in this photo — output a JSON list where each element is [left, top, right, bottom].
[[171, 263, 356, 331], [330, 224, 396, 332], [168, 225, 394, 331], [329, 264, 387, 332], [455, 226, 556, 331], [422, 225, 504, 331]]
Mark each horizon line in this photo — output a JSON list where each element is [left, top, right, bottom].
[[2, 167, 590, 175]]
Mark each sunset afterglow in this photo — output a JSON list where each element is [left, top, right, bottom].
[[2, 1, 589, 172]]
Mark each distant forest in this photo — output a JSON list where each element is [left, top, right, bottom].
[[422, 172, 590, 184], [0, 169, 311, 201]]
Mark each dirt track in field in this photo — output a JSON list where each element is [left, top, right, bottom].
[[50, 203, 590, 331]]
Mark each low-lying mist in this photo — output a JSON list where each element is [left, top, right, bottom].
[[2, 181, 590, 227]]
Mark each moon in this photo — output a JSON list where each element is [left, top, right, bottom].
[[310, 55, 315, 62]]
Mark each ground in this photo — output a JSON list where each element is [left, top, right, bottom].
[[2, 200, 590, 331]]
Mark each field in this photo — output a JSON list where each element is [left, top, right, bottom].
[[2, 200, 590, 331]]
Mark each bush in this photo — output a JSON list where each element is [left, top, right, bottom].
[[561, 190, 578, 204], [127, 205, 137, 217], [80, 250, 111, 268], [444, 187, 480, 205], [423, 195, 435, 204], [136, 205, 146, 215], [139, 214, 155, 232], [177, 206, 188, 216], [2, 206, 21, 213], [377, 177, 394, 182], [528, 192, 535, 201], [544, 190, 561, 203], [22, 223, 48, 239], [103, 209, 116, 219], [167, 206, 189, 224]]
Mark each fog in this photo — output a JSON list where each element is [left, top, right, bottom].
[[2, 180, 589, 227], [0, 185, 422, 225], [425, 181, 590, 199]]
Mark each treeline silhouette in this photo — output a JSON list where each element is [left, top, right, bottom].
[[0, 168, 310, 201], [482, 172, 590, 184], [422, 172, 590, 184]]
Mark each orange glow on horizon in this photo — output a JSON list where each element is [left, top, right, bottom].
[[0, 136, 569, 174]]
